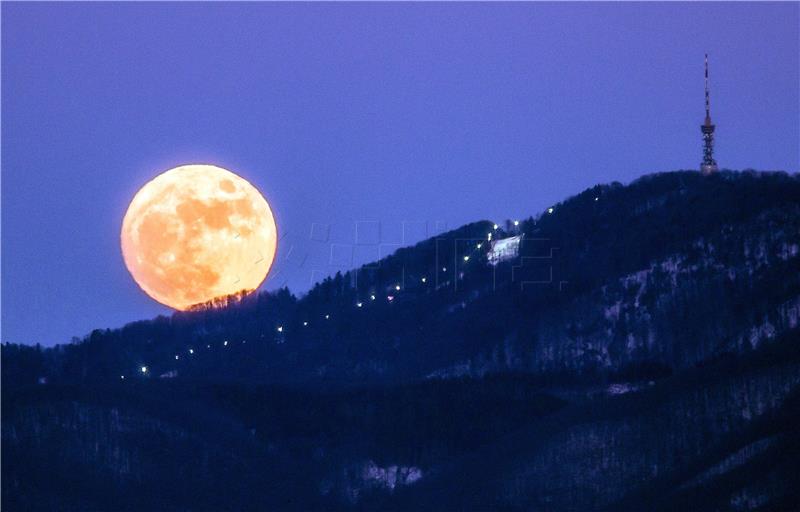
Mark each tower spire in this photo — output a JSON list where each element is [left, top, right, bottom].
[[704, 53, 711, 121], [700, 53, 719, 174]]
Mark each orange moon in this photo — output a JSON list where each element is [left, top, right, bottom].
[[121, 164, 277, 310]]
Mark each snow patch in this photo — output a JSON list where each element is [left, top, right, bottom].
[[361, 460, 423, 490]]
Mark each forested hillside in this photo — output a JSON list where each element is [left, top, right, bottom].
[[4, 170, 800, 511]]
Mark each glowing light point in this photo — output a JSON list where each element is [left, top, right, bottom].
[[277, 326, 283, 333], [477, 243, 482, 249], [141, 366, 148, 374], [189, 348, 194, 355], [370, 295, 376, 301], [175, 355, 179, 360], [395, 284, 401, 291], [303, 321, 308, 326], [463, 255, 470, 262], [493, 224, 498, 230], [223, 340, 228, 346], [357, 302, 363, 308], [442, 267, 447, 272], [513, 220, 520, 226], [421, 277, 427, 283], [120, 375, 125, 380], [594, 197, 599, 202], [387, 295, 394, 302], [547, 207, 554, 214], [325, 314, 330, 320]]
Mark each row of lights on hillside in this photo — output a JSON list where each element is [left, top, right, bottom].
[[121, 213, 576, 381], [122, 268, 467, 381], [135, 211, 574, 372], [262, 274, 443, 338], [120, 253, 445, 378], [122, 337, 240, 379], [268, 235, 495, 335], [124, 304, 347, 378]]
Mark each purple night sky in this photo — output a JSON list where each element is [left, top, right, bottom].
[[2, 2, 798, 346]]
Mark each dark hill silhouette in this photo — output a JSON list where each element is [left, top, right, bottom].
[[4, 170, 800, 510]]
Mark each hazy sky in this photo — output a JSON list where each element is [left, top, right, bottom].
[[3, 2, 798, 346]]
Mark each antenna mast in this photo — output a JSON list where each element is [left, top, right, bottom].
[[700, 53, 719, 174]]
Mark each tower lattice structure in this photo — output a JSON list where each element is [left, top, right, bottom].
[[701, 53, 719, 174]]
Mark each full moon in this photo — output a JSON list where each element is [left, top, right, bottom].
[[121, 164, 277, 310]]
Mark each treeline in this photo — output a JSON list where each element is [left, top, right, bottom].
[[4, 170, 800, 390]]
